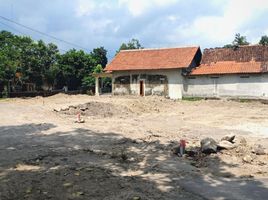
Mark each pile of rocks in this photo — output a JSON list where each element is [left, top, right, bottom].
[[200, 134, 267, 157], [201, 134, 237, 153], [172, 134, 267, 165]]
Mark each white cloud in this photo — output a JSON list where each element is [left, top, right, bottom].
[[171, 0, 268, 46], [75, 0, 96, 17], [75, 0, 113, 17], [119, 0, 178, 17], [167, 15, 180, 22], [83, 18, 114, 33], [2, 0, 268, 57]]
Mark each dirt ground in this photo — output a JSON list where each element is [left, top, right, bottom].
[[0, 94, 268, 200]]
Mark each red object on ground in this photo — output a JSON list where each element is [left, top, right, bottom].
[[77, 112, 81, 122], [180, 139, 186, 148]]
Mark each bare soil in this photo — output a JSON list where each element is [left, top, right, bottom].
[[0, 94, 268, 200]]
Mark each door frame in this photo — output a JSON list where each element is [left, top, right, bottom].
[[139, 80, 145, 96]]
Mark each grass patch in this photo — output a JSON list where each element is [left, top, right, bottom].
[[0, 97, 8, 101], [231, 98, 268, 104], [182, 96, 204, 101], [229, 98, 253, 103], [238, 99, 252, 103]]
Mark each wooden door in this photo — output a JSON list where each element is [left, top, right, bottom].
[[140, 80, 144, 96]]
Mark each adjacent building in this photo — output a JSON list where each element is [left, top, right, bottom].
[[185, 45, 268, 98]]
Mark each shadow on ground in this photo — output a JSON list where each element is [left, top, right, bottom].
[[0, 123, 267, 200]]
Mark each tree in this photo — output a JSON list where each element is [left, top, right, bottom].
[[259, 35, 268, 46], [90, 47, 107, 67], [116, 38, 143, 54], [0, 31, 62, 92], [224, 33, 250, 48], [81, 64, 104, 90], [0, 30, 109, 94], [44, 64, 60, 90], [14, 39, 60, 90], [0, 31, 21, 94], [233, 33, 249, 46], [58, 49, 95, 90]]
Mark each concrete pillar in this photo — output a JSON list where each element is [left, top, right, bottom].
[[95, 77, 99, 96], [101, 78, 103, 94], [112, 77, 114, 95]]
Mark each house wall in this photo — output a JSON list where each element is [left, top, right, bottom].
[[112, 69, 183, 99], [183, 74, 268, 98]]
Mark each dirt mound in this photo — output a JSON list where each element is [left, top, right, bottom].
[[59, 102, 132, 117]]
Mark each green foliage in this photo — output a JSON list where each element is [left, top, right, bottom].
[[259, 35, 268, 46], [93, 64, 111, 89], [224, 33, 250, 48], [0, 30, 109, 95], [44, 64, 60, 89], [58, 49, 95, 90], [90, 47, 107, 67], [93, 64, 103, 73], [81, 76, 95, 89], [116, 38, 143, 54], [0, 31, 61, 92], [81, 64, 103, 89], [233, 33, 249, 46], [182, 96, 204, 101]]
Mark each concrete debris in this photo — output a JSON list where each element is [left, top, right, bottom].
[[235, 136, 247, 146], [200, 137, 217, 154], [75, 119, 85, 123], [221, 134, 235, 143], [243, 155, 254, 163], [185, 148, 199, 157], [217, 140, 236, 150], [57, 102, 131, 118], [172, 146, 180, 155], [252, 144, 266, 155]]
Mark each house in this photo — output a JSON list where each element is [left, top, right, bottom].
[[184, 45, 268, 98], [98, 45, 268, 99], [103, 46, 202, 99]]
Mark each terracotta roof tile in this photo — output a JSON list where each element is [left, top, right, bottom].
[[105, 47, 200, 71], [191, 45, 268, 75], [191, 61, 268, 75]]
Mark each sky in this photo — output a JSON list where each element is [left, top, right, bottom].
[[1, 0, 268, 59]]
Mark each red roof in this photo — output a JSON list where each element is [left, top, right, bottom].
[[191, 61, 268, 75], [190, 46, 268, 75], [105, 47, 200, 71]]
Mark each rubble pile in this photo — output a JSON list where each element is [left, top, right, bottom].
[[172, 134, 267, 166], [54, 102, 131, 117]]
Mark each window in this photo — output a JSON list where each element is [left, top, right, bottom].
[[187, 76, 196, 79], [240, 75, 250, 78], [159, 77, 166, 84], [210, 76, 219, 79]]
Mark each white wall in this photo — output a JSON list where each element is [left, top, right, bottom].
[[183, 74, 268, 98], [112, 69, 183, 99]]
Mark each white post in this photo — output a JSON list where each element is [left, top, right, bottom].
[[101, 78, 103, 94], [95, 77, 99, 96]]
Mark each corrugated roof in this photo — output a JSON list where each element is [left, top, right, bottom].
[[105, 46, 200, 71]]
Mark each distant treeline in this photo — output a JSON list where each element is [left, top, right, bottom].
[[0, 30, 147, 97], [0, 30, 109, 96]]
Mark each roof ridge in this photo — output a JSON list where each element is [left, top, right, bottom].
[[120, 45, 199, 52], [204, 44, 266, 51]]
